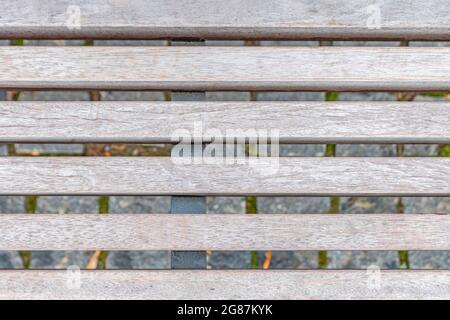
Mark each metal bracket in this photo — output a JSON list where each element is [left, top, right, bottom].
[[170, 89, 207, 269]]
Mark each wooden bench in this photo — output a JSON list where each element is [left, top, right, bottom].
[[0, 0, 450, 299]]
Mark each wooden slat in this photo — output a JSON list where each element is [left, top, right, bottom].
[[0, 214, 449, 251], [1, 47, 450, 91], [0, 270, 449, 300], [0, 0, 449, 40], [0, 101, 450, 144], [0, 157, 449, 196]]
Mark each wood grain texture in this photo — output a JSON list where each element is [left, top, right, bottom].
[[0, 0, 449, 40], [0, 157, 449, 196], [0, 214, 449, 251], [0, 270, 449, 300], [1, 47, 450, 91], [0, 101, 449, 143]]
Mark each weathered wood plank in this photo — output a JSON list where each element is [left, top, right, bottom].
[[0, 270, 449, 300], [0, 214, 449, 251], [0, 101, 449, 144], [0, 0, 449, 40], [1, 47, 450, 91], [0, 157, 449, 196]]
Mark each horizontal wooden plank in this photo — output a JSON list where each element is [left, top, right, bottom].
[[0, 0, 449, 40], [0, 270, 449, 300], [1, 47, 450, 91], [0, 157, 449, 196], [0, 214, 448, 251], [0, 101, 449, 144]]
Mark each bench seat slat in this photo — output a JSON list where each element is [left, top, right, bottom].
[[0, 270, 449, 300], [1, 101, 450, 144], [0, 157, 448, 196], [1, 0, 449, 40], [2, 47, 450, 91], [0, 214, 449, 251]]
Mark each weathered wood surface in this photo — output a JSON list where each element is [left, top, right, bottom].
[[0, 0, 449, 40], [1, 47, 450, 91], [0, 157, 449, 196], [0, 270, 449, 300], [0, 214, 449, 251], [0, 101, 449, 143]]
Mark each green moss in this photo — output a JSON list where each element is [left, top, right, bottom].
[[10, 39, 24, 46], [245, 196, 257, 214], [398, 251, 410, 269], [320, 196, 340, 268], [21, 196, 36, 269], [246, 196, 258, 267], [325, 92, 338, 158], [95, 196, 110, 268], [244, 131, 259, 267], [319, 41, 333, 47], [321, 92, 341, 270], [395, 92, 411, 269], [245, 148, 258, 214], [421, 92, 447, 97], [25, 196, 37, 214], [396, 186, 410, 271], [245, 144, 258, 157], [396, 194, 410, 268], [318, 251, 328, 269], [9, 41, 22, 103], [396, 144, 405, 157], [438, 145, 450, 157], [325, 144, 336, 157], [325, 92, 339, 102], [329, 196, 340, 214], [7, 144, 16, 155], [19, 251, 32, 269], [12, 91, 21, 101], [84, 40, 94, 46], [97, 251, 109, 270], [99, 196, 109, 214], [250, 251, 259, 269], [396, 197, 405, 214]]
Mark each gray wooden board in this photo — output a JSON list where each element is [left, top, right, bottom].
[[0, 214, 449, 251], [1, 47, 450, 91], [0, 270, 449, 300], [0, 0, 449, 40], [0, 101, 449, 143], [0, 157, 448, 196]]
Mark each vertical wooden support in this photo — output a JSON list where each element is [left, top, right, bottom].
[[170, 41, 207, 269]]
